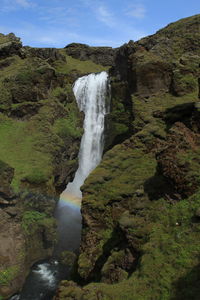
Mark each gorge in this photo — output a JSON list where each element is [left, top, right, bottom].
[[11, 71, 110, 300], [0, 13, 200, 300]]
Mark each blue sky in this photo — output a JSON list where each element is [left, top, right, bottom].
[[0, 0, 199, 48]]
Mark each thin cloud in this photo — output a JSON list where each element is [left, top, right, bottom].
[[9, 22, 81, 46], [16, 0, 33, 8], [1, 0, 34, 12], [126, 4, 146, 19], [38, 6, 79, 27], [96, 5, 115, 27]]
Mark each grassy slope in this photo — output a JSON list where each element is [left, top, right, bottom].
[[54, 49, 109, 74], [0, 50, 107, 191]]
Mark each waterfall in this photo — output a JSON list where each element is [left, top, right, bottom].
[[16, 72, 110, 300], [65, 71, 109, 199]]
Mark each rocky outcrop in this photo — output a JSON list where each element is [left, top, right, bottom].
[[22, 47, 66, 62], [156, 120, 200, 198], [0, 161, 16, 204], [0, 33, 22, 58], [65, 43, 116, 66], [0, 161, 55, 297]]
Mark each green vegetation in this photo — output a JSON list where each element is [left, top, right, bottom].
[[22, 210, 55, 235], [132, 92, 198, 142], [0, 33, 14, 44], [0, 266, 19, 286], [139, 14, 200, 61], [75, 192, 200, 300], [54, 50, 108, 75], [53, 102, 83, 139], [0, 114, 53, 190]]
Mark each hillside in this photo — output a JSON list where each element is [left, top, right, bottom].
[[0, 14, 200, 300], [56, 14, 200, 300]]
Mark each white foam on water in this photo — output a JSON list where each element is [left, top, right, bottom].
[[33, 263, 56, 287]]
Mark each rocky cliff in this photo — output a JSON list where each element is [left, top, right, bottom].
[[65, 43, 116, 66], [0, 33, 107, 298], [56, 14, 200, 300]]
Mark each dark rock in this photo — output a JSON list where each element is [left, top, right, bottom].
[[0, 161, 16, 200], [65, 43, 116, 66], [4, 64, 57, 104], [156, 122, 200, 198], [23, 47, 66, 62], [195, 208, 200, 218], [135, 61, 172, 97], [0, 33, 22, 58]]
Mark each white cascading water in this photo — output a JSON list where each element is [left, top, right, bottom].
[[65, 71, 109, 198], [16, 72, 110, 300], [33, 263, 56, 287]]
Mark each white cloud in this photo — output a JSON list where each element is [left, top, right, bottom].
[[126, 4, 146, 19], [38, 6, 79, 28], [0, 0, 35, 12], [9, 22, 81, 47], [96, 5, 115, 27], [15, 0, 32, 8]]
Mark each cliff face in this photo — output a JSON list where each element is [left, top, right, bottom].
[[65, 43, 116, 66], [0, 33, 107, 298], [56, 14, 200, 300]]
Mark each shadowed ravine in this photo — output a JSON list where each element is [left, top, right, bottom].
[[11, 71, 110, 300]]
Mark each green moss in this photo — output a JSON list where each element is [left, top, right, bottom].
[[21, 210, 55, 236], [173, 71, 198, 96], [51, 86, 66, 98], [22, 210, 47, 234], [61, 251, 76, 267], [25, 168, 50, 184], [78, 253, 92, 279], [0, 266, 19, 286], [53, 115, 83, 139]]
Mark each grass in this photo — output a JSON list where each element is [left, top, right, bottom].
[[53, 50, 109, 74], [0, 114, 53, 190], [53, 101, 83, 139]]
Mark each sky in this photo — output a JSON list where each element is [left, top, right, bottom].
[[0, 0, 199, 48]]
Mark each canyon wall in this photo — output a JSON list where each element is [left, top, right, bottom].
[[56, 14, 200, 300]]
